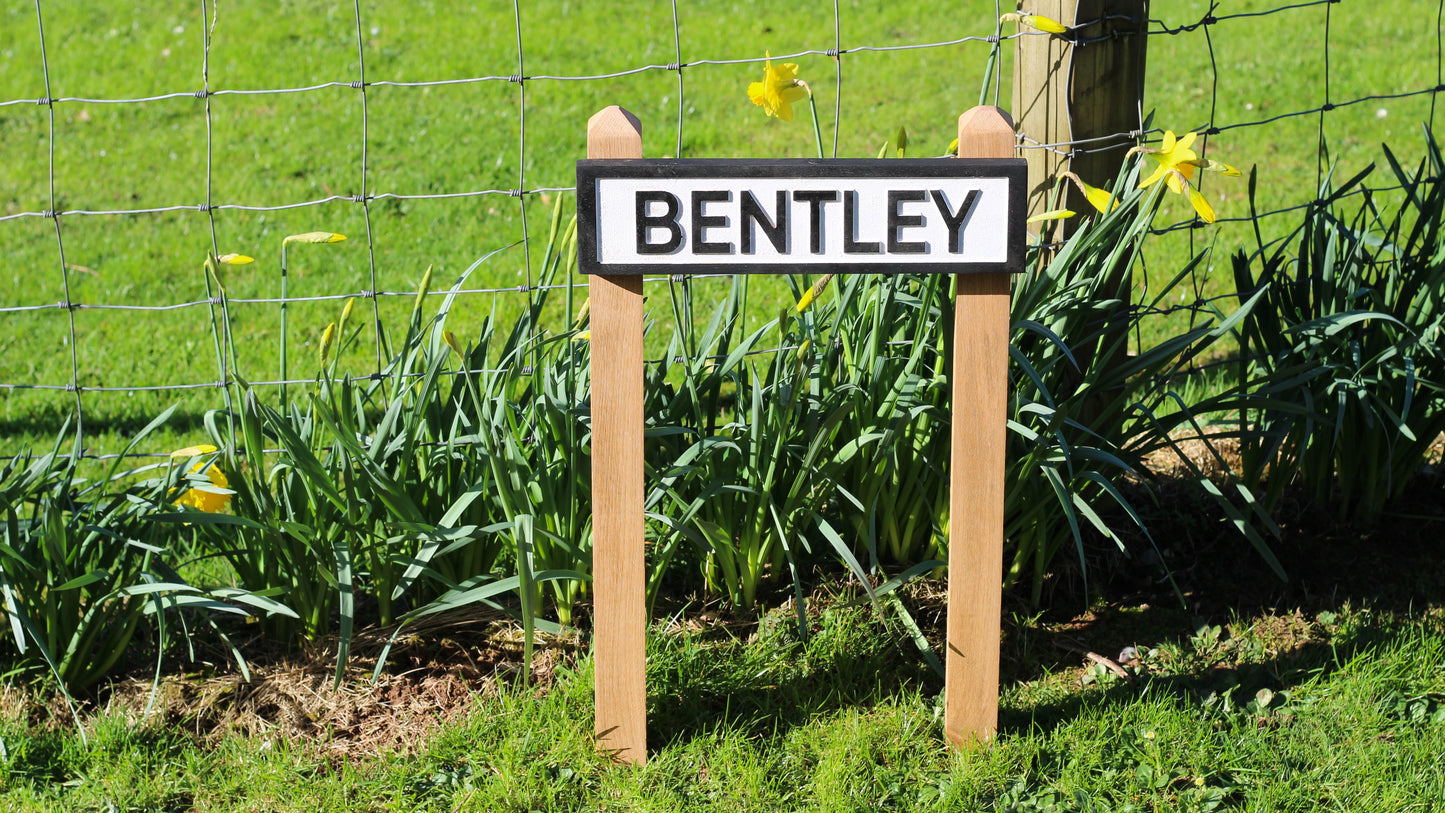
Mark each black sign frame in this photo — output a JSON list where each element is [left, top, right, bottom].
[[576, 158, 1028, 276]]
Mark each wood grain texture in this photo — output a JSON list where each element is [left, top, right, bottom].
[[1012, 1, 1148, 237], [946, 105, 1014, 750], [587, 105, 647, 765]]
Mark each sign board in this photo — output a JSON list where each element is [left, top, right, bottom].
[[577, 159, 1027, 275], [583, 102, 1022, 766]]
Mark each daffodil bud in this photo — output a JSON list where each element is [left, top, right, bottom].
[[282, 232, 347, 246], [319, 322, 337, 367], [795, 273, 835, 313], [337, 296, 356, 338], [218, 253, 254, 265], [411, 265, 433, 320], [1000, 12, 1069, 35], [1027, 209, 1076, 223], [443, 330, 465, 358]]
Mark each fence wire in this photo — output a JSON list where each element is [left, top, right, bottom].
[[0, 0, 1440, 461]]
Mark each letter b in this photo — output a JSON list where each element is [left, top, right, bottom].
[[636, 191, 684, 254]]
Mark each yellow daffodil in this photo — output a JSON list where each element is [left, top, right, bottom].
[[1137, 130, 1200, 193], [1000, 12, 1069, 34], [947, 137, 959, 156], [572, 330, 591, 342], [1062, 172, 1118, 214], [747, 54, 809, 122], [1129, 131, 1241, 224], [1027, 209, 1076, 223], [282, 231, 347, 246], [795, 273, 835, 313], [169, 444, 231, 513]]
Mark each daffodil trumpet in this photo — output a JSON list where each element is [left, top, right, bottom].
[[748, 54, 826, 158]]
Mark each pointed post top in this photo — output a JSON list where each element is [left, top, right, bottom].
[[956, 106, 1017, 160], [588, 106, 643, 159]]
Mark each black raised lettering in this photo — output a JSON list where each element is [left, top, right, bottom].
[[792, 190, 838, 254], [636, 191, 684, 254], [930, 189, 980, 254], [843, 190, 882, 254], [741, 190, 788, 254], [691, 190, 733, 255], [887, 190, 928, 254]]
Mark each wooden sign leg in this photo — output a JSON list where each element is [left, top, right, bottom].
[[945, 106, 1015, 749], [587, 106, 647, 765]]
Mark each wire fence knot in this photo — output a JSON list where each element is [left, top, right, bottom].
[[665, 62, 682, 72], [36, 97, 51, 106], [508, 188, 522, 197], [197, 204, 213, 212], [349, 81, 365, 90], [984, 35, 1001, 44], [351, 194, 366, 203], [508, 74, 524, 84], [826, 48, 841, 58], [1204, 127, 1221, 136], [193, 90, 208, 99]]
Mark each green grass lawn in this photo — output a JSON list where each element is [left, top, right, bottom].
[[2, 593, 1442, 811], [1, 0, 1439, 460]]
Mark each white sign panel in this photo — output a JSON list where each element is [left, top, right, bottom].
[[577, 159, 1027, 275]]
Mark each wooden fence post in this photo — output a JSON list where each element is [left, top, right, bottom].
[[945, 105, 1015, 749], [1012, 0, 1148, 235], [587, 105, 648, 766]]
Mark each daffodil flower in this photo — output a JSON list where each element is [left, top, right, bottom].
[[1027, 209, 1076, 223], [170, 444, 232, 513], [217, 253, 254, 265], [747, 54, 809, 122], [1000, 12, 1070, 35], [1062, 172, 1118, 214], [1136, 130, 1200, 193], [1129, 131, 1240, 223]]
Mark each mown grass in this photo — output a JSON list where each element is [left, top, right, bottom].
[[1, 597, 1443, 811], [1, 0, 1438, 460]]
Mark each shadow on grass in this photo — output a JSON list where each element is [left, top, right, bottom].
[[645, 604, 937, 747]]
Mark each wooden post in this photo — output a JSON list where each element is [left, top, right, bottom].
[[1012, 0, 1148, 235], [945, 105, 1014, 749], [587, 105, 648, 765]]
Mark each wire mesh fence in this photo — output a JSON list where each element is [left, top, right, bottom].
[[0, 0, 1440, 461]]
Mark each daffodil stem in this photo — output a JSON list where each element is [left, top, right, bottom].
[[806, 91, 824, 160], [980, 30, 1001, 108], [279, 244, 289, 408]]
